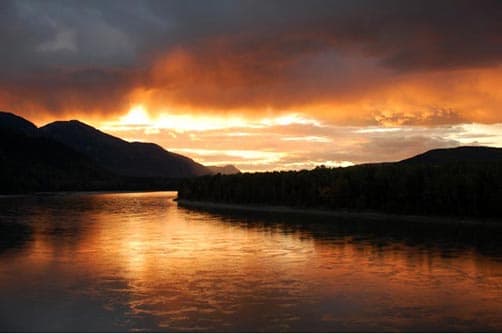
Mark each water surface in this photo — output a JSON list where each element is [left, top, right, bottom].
[[0, 191, 501, 331]]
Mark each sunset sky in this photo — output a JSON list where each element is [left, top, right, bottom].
[[1, 0, 502, 171]]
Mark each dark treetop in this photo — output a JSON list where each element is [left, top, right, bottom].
[[179, 147, 502, 219]]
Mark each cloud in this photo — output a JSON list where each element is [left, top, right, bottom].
[[37, 29, 77, 53], [1, 0, 502, 124], [102, 114, 496, 171], [0, 68, 137, 121]]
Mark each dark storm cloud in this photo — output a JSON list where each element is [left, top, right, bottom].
[[1, 0, 502, 118], [2, 0, 502, 72]]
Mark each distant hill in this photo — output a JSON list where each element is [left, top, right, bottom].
[[0, 112, 213, 193], [208, 165, 240, 175], [0, 111, 38, 136], [0, 117, 115, 193], [40, 120, 212, 178], [400, 146, 502, 164]]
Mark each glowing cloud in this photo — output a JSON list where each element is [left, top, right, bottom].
[[121, 105, 151, 125]]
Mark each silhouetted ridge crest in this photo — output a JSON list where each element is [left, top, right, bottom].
[[208, 165, 241, 175], [41, 119, 211, 178], [400, 146, 502, 164], [0, 121, 113, 193], [0, 111, 216, 193], [0, 111, 38, 136]]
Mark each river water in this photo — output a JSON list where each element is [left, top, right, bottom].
[[0, 191, 501, 331]]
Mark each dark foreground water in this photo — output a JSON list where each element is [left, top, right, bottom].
[[0, 191, 501, 332]]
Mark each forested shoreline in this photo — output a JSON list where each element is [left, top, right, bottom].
[[178, 162, 502, 219]]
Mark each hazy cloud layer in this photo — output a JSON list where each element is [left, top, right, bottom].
[[101, 119, 501, 172], [1, 0, 502, 123]]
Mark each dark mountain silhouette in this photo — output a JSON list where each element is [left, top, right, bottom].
[[40, 120, 212, 178], [0, 112, 213, 193], [0, 119, 115, 193], [0, 125, 184, 193], [400, 146, 502, 164], [208, 165, 240, 175], [0, 111, 38, 136]]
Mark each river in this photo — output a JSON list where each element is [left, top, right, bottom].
[[0, 191, 501, 331]]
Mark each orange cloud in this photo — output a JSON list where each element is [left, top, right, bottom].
[[1, 23, 502, 129], [96, 27, 497, 128]]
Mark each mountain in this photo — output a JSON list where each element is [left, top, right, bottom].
[[400, 146, 502, 164], [208, 165, 240, 175], [0, 112, 214, 193], [0, 111, 38, 136], [41, 120, 212, 178], [0, 116, 115, 193]]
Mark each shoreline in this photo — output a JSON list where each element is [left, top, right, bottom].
[[0, 188, 177, 197], [0, 190, 178, 198], [176, 199, 501, 226]]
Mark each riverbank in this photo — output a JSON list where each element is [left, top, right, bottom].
[[176, 199, 501, 226]]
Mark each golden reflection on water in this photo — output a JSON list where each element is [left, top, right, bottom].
[[0, 191, 501, 331]]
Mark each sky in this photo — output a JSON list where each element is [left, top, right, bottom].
[[1, 0, 502, 171]]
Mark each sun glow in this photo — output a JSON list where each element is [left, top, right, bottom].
[[121, 105, 151, 125], [105, 105, 325, 134], [109, 106, 248, 132]]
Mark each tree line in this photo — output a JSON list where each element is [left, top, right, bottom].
[[178, 162, 502, 218]]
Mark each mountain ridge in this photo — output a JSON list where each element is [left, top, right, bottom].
[[0, 112, 213, 193], [0, 111, 38, 136], [39, 118, 212, 178], [0, 116, 115, 193], [399, 146, 502, 164], [207, 165, 241, 175], [3, 111, 502, 196]]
